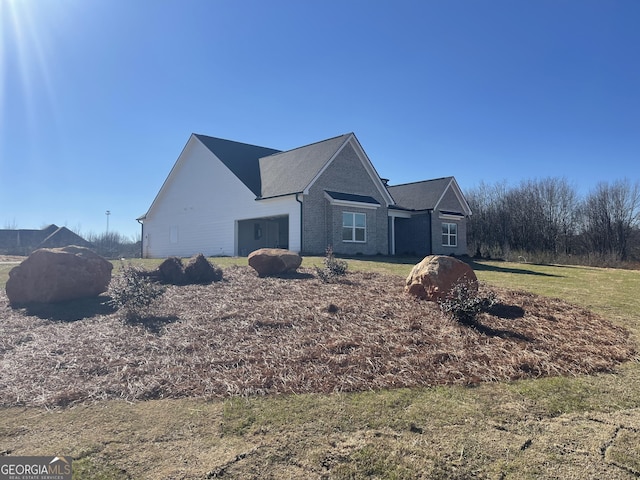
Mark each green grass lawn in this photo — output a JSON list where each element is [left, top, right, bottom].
[[469, 260, 640, 328], [0, 263, 16, 289]]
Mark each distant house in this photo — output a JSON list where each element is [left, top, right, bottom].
[[138, 132, 472, 258], [0, 224, 93, 256]]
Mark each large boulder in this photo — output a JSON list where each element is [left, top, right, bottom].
[[5, 246, 113, 305], [248, 248, 302, 277], [405, 255, 477, 301]]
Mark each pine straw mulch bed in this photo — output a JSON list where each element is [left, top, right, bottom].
[[0, 266, 635, 408]]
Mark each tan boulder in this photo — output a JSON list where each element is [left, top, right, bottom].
[[248, 248, 302, 277], [405, 255, 477, 301], [5, 246, 113, 305]]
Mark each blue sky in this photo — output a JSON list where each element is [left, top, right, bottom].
[[1, 0, 638, 239]]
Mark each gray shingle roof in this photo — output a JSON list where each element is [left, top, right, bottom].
[[195, 133, 352, 199], [194, 134, 281, 197], [193, 134, 463, 214], [0, 225, 91, 253], [258, 134, 351, 198], [387, 177, 453, 211], [143, 132, 470, 226]]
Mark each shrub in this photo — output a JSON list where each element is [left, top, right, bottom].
[[108, 262, 165, 321], [439, 281, 497, 325], [315, 246, 348, 283]]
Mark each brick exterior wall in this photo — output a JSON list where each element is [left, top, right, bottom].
[[296, 139, 470, 257], [325, 205, 387, 256], [301, 142, 389, 255], [430, 213, 469, 256], [430, 186, 470, 256]]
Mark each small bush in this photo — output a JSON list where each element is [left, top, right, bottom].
[[315, 246, 348, 283], [108, 262, 165, 321], [439, 281, 497, 325]]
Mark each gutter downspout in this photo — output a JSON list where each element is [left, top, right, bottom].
[[427, 209, 433, 255], [390, 216, 395, 256], [136, 218, 144, 258], [295, 193, 303, 254]]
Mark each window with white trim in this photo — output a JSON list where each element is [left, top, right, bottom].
[[442, 222, 457, 247], [343, 212, 366, 242]]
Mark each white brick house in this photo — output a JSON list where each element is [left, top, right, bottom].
[[137, 133, 472, 258]]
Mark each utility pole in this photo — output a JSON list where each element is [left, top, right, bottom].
[[105, 210, 112, 258]]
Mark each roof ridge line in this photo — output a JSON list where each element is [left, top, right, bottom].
[[388, 176, 453, 188], [193, 133, 281, 153], [266, 132, 352, 157]]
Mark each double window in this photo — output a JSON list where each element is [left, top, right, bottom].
[[343, 212, 366, 242], [442, 222, 457, 247]]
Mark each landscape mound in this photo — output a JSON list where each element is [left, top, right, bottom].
[[0, 266, 634, 407]]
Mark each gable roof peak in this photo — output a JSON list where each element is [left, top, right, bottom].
[[193, 134, 281, 197], [257, 133, 354, 199], [387, 176, 471, 215]]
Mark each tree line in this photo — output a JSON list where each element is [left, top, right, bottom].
[[466, 177, 640, 265], [85, 231, 141, 258]]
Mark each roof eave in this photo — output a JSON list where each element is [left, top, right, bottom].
[[256, 192, 302, 201]]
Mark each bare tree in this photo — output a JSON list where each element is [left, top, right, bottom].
[[534, 177, 579, 254], [3, 218, 18, 229], [467, 181, 511, 257], [468, 177, 582, 261], [471, 178, 580, 256], [581, 180, 640, 260], [85, 231, 142, 258]]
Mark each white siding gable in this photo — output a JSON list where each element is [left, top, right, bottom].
[[142, 136, 300, 257]]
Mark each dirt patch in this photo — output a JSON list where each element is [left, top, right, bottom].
[[0, 266, 634, 408]]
